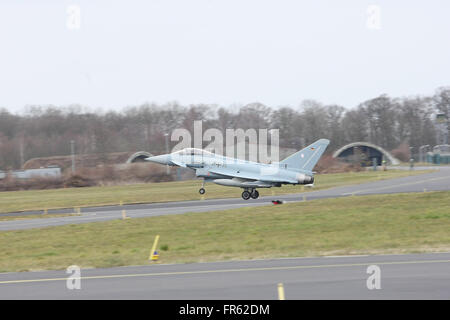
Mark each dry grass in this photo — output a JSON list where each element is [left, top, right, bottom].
[[0, 163, 172, 191]]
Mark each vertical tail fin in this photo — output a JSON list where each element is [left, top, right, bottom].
[[280, 139, 330, 172]]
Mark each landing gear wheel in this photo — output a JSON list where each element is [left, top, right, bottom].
[[250, 190, 259, 199], [199, 188, 205, 195], [241, 191, 251, 200]]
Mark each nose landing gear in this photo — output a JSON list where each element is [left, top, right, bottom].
[[199, 179, 206, 195]]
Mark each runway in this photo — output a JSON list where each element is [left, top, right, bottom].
[[1, 166, 449, 231], [0, 252, 449, 299]]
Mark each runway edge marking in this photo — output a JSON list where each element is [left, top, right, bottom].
[[1, 259, 449, 285]]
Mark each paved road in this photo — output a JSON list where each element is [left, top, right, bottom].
[[0, 253, 449, 299], [1, 166, 449, 231]]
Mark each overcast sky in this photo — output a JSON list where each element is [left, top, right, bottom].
[[1, 0, 449, 112]]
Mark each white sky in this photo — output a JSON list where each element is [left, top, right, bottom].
[[0, 0, 449, 112]]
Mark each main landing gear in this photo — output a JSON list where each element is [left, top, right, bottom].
[[242, 189, 259, 200]]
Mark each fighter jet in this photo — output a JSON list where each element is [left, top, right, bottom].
[[146, 139, 330, 200]]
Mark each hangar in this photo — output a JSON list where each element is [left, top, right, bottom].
[[125, 151, 153, 163], [333, 142, 400, 166]]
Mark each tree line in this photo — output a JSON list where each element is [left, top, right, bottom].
[[0, 87, 449, 170]]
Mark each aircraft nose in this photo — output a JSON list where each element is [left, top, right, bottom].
[[146, 154, 170, 165]]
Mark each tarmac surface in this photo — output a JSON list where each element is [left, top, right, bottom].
[[1, 166, 449, 231], [0, 252, 449, 299]]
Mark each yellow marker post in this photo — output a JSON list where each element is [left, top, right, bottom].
[[149, 235, 160, 261], [278, 283, 285, 300], [121, 209, 130, 220], [120, 200, 123, 206]]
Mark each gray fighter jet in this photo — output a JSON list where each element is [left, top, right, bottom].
[[146, 139, 330, 200]]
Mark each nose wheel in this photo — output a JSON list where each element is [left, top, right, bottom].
[[199, 179, 206, 195]]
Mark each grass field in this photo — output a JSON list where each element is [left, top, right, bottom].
[[0, 170, 429, 214], [0, 190, 448, 272]]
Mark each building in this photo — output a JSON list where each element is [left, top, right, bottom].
[[332, 142, 400, 166], [426, 145, 450, 164], [0, 167, 61, 180]]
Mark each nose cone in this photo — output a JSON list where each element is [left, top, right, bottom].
[[146, 154, 170, 165]]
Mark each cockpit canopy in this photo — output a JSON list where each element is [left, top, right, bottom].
[[173, 148, 214, 156]]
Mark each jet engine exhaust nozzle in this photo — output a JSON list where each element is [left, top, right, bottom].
[[296, 173, 314, 184]]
